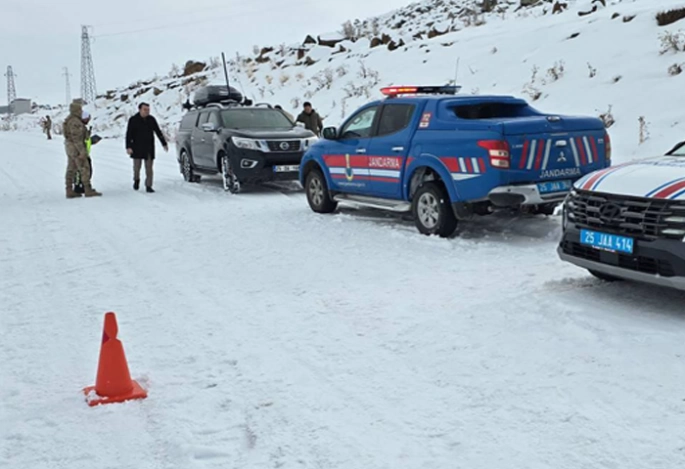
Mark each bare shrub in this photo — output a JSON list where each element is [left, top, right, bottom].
[[341, 20, 357, 40], [343, 82, 371, 99], [638, 116, 650, 144], [522, 65, 542, 101], [264, 75, 273, 85], [336, 65, 349, 77], [659, 30, 685, 54], [599, 105, 615, 128], [357, 60, 381, 86], [291, 97, 301, 109], [208, 56, 221, 69], [169, 63, 181, 77], [370, 18, 381, 36], [612, 75, 622, 83], [669, 63, 683, 75], [587, 62, 597, 78], [358, 59, 371, 79], [312, 67, 335, 90], [295, 72, 305, 81], [523, 84, 542, 101], [546, 60, 565, 82], [491, 46, 498, 54], [279, 73, 290, 85]]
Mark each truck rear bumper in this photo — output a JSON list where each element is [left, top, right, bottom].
[[487, 183, 567, 207]]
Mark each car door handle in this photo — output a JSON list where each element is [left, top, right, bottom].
[[392, 146, 404, 152], [356, 148, 366, 154]]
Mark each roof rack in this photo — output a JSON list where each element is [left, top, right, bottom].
[[182, 98, 254, 111], [380, 85, 462, 98]]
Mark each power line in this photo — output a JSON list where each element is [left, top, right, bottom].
[[81, 25, 97, 105]]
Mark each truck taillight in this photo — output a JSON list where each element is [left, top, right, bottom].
[[605, 131, 612, 164], [478, 140, 510, 169]]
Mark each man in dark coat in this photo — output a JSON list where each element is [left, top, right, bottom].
[[125, 102, 168, 192], [296, 102, 324, 136]]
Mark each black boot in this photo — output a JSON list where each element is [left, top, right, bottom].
[[133, 180, 140, 191], [146, 186, 155, 193]]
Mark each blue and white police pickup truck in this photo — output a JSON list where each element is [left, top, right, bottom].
[[299, 85, 610, 237]]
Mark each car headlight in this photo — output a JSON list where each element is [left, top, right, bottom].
[[302, 136, 319, 150], [231, 137, 260, 150]]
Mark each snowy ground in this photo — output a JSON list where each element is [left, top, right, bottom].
[[1, 132, 685, 469]]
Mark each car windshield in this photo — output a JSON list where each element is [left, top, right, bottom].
[[221, 109, 292, 129]]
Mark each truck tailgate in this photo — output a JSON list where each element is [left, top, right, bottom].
[[502, 116, 608, 181]]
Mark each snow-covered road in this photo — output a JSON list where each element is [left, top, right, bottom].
[[1, 132, 684, 469]]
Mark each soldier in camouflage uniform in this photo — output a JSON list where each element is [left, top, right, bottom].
[[63, 101, 101, 198]]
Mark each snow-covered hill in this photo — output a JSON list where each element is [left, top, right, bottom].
[[6, 0, 685, 163]]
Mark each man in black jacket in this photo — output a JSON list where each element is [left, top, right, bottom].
[[125, 102, 168, 192]]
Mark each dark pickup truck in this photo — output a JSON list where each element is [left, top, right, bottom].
[[176, 86, 318, 193]]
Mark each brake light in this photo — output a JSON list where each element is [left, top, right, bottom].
[[605, 131, 612, 164], [478, 140, 510, 169]]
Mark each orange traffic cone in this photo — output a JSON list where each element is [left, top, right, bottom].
[[83, 312, 147, 406]]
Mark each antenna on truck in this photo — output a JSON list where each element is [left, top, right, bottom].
[[221, 52, 231, 92]]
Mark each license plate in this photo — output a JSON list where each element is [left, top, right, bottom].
[[580, 229, 634, 254], [537, 179, 572, 194], [273, 165, 299, 173]]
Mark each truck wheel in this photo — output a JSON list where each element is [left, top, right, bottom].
[[412, 182, 458, 237], [181, 150, 198, 183], [220, 153, 241, 194], [588, 269, 623, 282], [305, 168, 337, 213]]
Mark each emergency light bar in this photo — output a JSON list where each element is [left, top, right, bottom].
[[380, 85, 461, 97]]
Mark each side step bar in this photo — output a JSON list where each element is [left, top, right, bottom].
[[333, 194, 411, 213]]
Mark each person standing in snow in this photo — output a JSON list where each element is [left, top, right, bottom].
[[74, 111, 101, 194], [274, 105, 294, 122], [63, 101, 101, 198], [42, 115, 52, 140], [125, 102, 168, 193], [296, 102, 323, 136]]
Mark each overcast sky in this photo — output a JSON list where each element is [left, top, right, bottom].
[[0, 0, 409, 106]]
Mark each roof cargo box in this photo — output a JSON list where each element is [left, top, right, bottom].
[[193, 85, 243, 106]]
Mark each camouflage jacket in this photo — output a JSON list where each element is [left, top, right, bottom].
[[63, 104, 88, 156]]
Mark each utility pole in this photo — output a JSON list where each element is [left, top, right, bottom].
[[5, 66, 17, 108], [63, 67, 72, 105], [80, 25, 97, 105]]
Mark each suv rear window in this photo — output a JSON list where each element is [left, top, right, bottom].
[[221, 109, 292, 129], [452, 102, 531, 119]]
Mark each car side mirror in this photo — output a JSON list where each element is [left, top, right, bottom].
[[201, 122, 218, 132], [322, 127, 337, 140]]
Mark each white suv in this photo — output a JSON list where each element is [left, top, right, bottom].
[[558, 141, 685, 290]]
